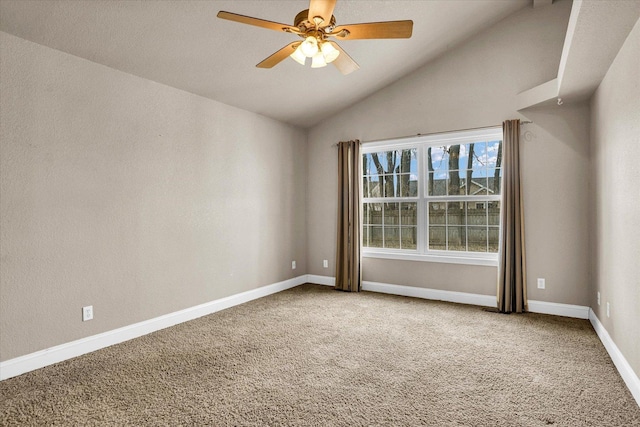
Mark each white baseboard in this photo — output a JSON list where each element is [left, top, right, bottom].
[[589, 309, 640, 407], [527, 300, 590, 319], [306, 275, 592, 320], [362, 280, 497, 307], [305, 274, 335, 286], [307, 275, 497, 307], [0, 275, 308, 381]]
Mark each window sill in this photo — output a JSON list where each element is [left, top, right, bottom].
[[362, 251, 498, 267]]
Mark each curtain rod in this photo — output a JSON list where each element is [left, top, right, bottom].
[[335, 121, 533, 146]]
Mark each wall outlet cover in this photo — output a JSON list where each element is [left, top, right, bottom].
[[82, 305, 93, 322]]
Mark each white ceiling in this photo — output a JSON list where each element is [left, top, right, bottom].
[[0, 0, 531, 128]]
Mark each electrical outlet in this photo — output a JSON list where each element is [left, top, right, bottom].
[[323, 259, 328, 268], [597, 292, 601, 305], [291, 260, 296, 270], [606, 302, 610, 318], [82, 305, 93, 322], [537, 278, 545, 289]]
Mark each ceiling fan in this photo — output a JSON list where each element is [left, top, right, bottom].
[[217, 0, 413, 75]]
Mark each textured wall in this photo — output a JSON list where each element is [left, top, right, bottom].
[[590, 19, 640, 378], [0, 32, 307, 361], [307, 0, 592, 305]]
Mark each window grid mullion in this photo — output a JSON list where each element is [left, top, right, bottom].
[[465, 201, 469, 253], [418, 146, 426, 254]]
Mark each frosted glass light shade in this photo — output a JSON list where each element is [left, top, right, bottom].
[[290, 45, 306, 65], [300, 36, 319, 57], [320, 42, 340, 63], [311, 51, 327, 68]]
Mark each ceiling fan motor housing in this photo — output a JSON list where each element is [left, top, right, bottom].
[[294, 9, 336, 36]]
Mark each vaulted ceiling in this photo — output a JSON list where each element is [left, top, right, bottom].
[[0, 0, 536, 128]]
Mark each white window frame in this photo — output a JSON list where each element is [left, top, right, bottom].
[[361, 127, 503, 267]]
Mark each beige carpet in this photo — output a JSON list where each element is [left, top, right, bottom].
[[1, 284, 638, 426]]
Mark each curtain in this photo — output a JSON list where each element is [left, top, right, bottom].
[[497, 120, 528, 313], [335, 140, 362, 292]]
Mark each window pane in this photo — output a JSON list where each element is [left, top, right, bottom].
[[384, 227, 400, 249], [384, 202, 399, 225], [448, 144, 461, 170], [399, 173, 415, 197], [448, 170, 464, 195], [381, 175, 392, 198], [468, 202, 487, 226], [362, 153, 374, 176], [370, 151, 399, 173], [362, 225, 369, 247], [487, 168, 501, 195], [429, 226, 446, 250], [488, 227, 500, 252], [473, 142, 488, 168], [401, 202, 417, 226], [468, 227, 488, 252], [369, 226, 383, 248], [366, 203, 382, 225], [459, 144, 470, 171], [428, 146, 447, 196], [363, 201, 370, 224], [409, 174, 418, 197], [401, 227, 417, 250], [429, 202, 446, 225], [399, 149, 417, 173], [470, 176, 488, 195], [447, 226, 466, 251], [488, 202, 500, 225], [471, 165, 487, 183], [363, 176, 379, 198], [487, 140, 502, 168], [447, 202, 466, 225], [429, 177, 446, 196], [398, 173, 418, 197], [387, 151, 401, 171]]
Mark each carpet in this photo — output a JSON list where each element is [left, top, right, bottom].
[[1, 284, 638, 426]]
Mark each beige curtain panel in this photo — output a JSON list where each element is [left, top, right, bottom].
[[335, 140, 362, 292], [497, 120, 528, 313]]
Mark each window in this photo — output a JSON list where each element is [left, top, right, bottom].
[[362, 128, 503, 265]]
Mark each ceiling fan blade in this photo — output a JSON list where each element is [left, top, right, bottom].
[[332, 20, 413, 39], [217, 11, 298, 33], [328, 42, 359, 75], [256, 42, 301, 69], [308, 0, 337, 25]]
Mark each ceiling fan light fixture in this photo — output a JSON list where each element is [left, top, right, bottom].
[[320, 42, 340, 63], [217, 1, 413, 75], [300, 36, 319, 57], [311, 51, 327, 68], [290, 45, 307, 65]]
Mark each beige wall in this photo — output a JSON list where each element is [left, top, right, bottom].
[[0, 32, 307, 361], [307, 0, 592, 305], [590, 19, 640, 377]]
